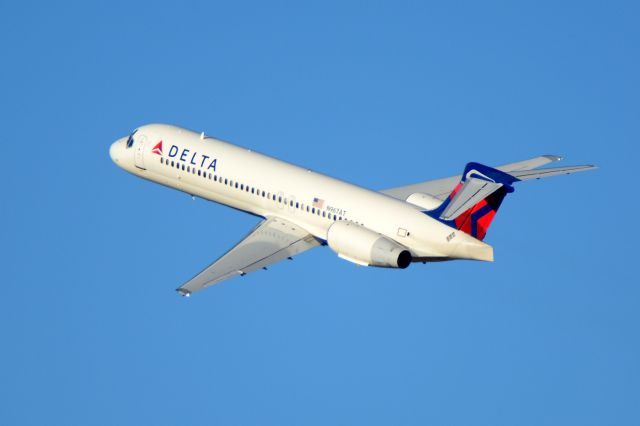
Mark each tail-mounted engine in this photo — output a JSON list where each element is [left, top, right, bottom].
[[327, 222, 411, 268]]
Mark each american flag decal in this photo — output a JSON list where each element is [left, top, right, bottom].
[[312, 197, 324, 208]]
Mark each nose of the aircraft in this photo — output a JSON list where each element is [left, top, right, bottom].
[[110, 137, 127, 164]]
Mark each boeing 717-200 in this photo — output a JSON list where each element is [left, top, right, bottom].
[[109, 124, 595, 296]]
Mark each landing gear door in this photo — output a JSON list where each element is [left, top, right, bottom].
[[134, 134, 147, 169]]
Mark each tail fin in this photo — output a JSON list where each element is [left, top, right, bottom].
[[425, 162, 519, 241]]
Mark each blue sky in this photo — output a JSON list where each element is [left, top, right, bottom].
[[1, 1, 638, 425]]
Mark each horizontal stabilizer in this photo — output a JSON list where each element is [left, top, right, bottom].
[[379, 155, 595, 202]]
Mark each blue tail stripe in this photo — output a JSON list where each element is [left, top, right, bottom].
[[470, 202, 495, 237]]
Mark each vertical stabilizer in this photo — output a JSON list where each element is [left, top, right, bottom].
[[425, 162, 519, 241]]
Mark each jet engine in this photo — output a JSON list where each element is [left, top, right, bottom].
[[327, 222, 412, 268]]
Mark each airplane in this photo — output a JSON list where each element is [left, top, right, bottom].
[[109, 124, 595, 296]]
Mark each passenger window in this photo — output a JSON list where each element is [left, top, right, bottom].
[[306, 206, 309, 212], [312, 208, 315, 214], [240, 184, 244, 190], [251, 188, 255, 194], [160, 158, 164, 164], [181, 164, 185, 171], [214, 175, 217, 182], [295, 202, 299, 209], [322, 212, 326, 218], [224, 178, 228, 185], [262, 191, 265, 197], [289, 200, 293, 207], [171, 160, 175, 167], [198, 170, 201, 176]]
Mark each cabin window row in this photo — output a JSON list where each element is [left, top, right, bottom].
[[160, 156, 350, 223]]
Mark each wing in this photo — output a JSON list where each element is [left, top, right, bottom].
[[380, 155, 595, 201], [176, 217, 321, 296]]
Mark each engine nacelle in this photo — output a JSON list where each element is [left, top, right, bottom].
[[327, 222, 412, 269], [405, 192, 443, 211]]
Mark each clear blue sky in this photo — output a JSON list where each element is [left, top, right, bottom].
[[1, 1, 638, 425]]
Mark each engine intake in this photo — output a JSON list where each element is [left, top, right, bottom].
[[327, 222, 411, 269]]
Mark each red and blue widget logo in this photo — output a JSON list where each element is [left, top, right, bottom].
[[151, 140, 163, 155]]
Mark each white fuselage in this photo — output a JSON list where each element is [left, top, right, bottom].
[[109, 124, 492, 262]]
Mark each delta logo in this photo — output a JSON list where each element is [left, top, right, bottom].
[[160, 143, 218, 172], [151, 141, 163, 156]]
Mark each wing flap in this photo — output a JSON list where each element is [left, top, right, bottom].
[[177, 217, 320, 295]]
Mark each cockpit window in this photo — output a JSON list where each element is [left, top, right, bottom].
[[126, 129, 138, 149]]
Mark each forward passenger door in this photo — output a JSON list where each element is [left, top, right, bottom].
[[134, 134, 147, 169]]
